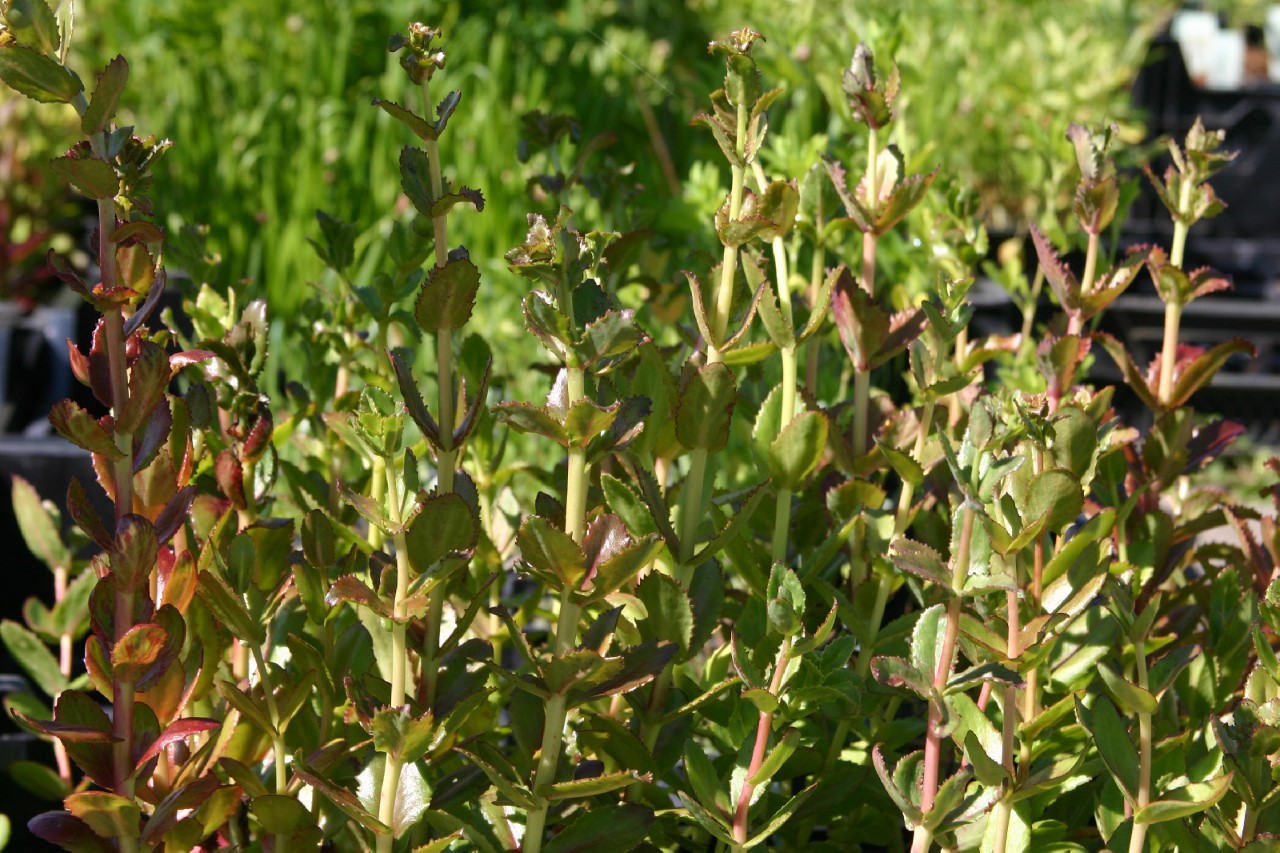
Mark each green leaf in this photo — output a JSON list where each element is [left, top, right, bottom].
[[517, 515, 586, 590], [372, 98, 435, 140], [574, 309, 647, 368], [1077, 696, 1138, 804], [872, 746, 923, 824], [11, 475, 70, 570], [543, 804, 653, 853], [878, 439, 925, 488], [1094, 333, 1160, 411], [1168, 338, 1256, 409], [678, 791, 736, 844], [370, 707, 438, 763], [755, 282, 794, 350], [675, 362, 737, 453], [250, 794, 316, 835], [294, 764, 389, 834], [891, 539, 950, 589], [217, 680, 277, 737], [743, 783, 818, 848], [962, 731, 1008, 787], [910, 604, 946, 685], [357, 755, 429, 836], [10, 759, 70, 800], [767, 410, 827, 490], [195, 570, 263, 645], [545, 770, 643, 801], [601, 474, 654, 539], [1052, 406, 1097, 478], [405, 493, 478, 574], [455, 749, 541, 810], [0, 42, 81, 103], [747, 727, 799, 786], [82, 55, 128, 134], [1134, 773, 1233, 825], [1, 619, 66, 697], [51, 154, 119, 200], [683, 741, 723, 815], [415, 254, 481, 332], [1097, 663, 1158, 715], [64, 791, 140, 838], [492, 402, 568, 447], [1025, 468, 1084, 534], [5, 0, 61, 54]]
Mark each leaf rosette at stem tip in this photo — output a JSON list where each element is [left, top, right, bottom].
[[388, 21, 445, 85], [843, 42, 899, 130], [1066, 122, 1121, 235]]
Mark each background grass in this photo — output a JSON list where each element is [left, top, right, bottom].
[[6, 0, 1182, 401]]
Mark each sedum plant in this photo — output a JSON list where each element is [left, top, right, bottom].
[[2, 2, 1278, 852]]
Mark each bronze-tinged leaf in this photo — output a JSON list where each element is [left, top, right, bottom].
[[831, 268, 885, 372], [111, 514, 158, 593], [82, 54, 128, 135], [133, 717, 219, 774], [1093, 332, 1160, 412], [1030, 224, 1080, 313], [29, 812, 114, 853], [325, 575, 389, 617], [49, 400, 122, 459], [1166, 338, 1256, 409]]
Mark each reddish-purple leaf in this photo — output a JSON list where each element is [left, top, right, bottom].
[[134, 717, 220, 773], [66, 477, 111, 549], [215, 449, 246, 510]]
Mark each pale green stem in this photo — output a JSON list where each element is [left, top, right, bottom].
[[52, 566, 72, 783], [377, 459, 413, 853], [804, 219, 826, 397], [249, 644, 290, 797], [1067, 232, 1099, 339], [420, 76, 456, 713], [853, 369, 872, 458], [679, 95, 747, 583], [991, 585, 1022, 853], [1129, 639, 1153, 853], [525, 367, 590, 853], [913, 505, 975, 853], [894, 400, 935, 534], [368, 455, 386, 551], [1159, 179, 1194, 405], [750, 161, 799, 565]]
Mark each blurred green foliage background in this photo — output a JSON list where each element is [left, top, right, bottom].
[[8, 0, 1181, 338]]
